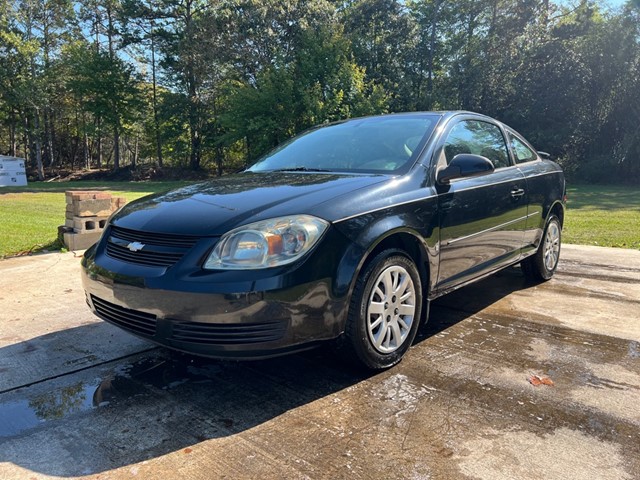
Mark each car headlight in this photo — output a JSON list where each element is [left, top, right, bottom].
[[203, 215, 329, 270]]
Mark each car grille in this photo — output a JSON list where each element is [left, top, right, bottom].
[[91, 295, 286, 345], [91, 295, 157, 337], [171, 321, 287, 345], [106, 226, 200, 267]]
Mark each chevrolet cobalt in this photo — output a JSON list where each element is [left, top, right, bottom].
[[82, 112, 565, 369]]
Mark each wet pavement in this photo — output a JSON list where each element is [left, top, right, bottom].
[[0, 245, 639, 479]]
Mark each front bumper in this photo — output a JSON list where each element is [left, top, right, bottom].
[[81, 228, 354, 359]]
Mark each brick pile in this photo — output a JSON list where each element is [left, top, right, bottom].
[[60, 191, 127, 251]]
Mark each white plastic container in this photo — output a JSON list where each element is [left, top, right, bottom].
[[0, 156, 28, 187]]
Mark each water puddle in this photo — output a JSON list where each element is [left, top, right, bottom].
[[0, 381, 98, 437], [0, 352, 224, 438]]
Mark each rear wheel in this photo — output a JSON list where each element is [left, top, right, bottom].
[[344, 249, 422, 370], [522, 214, 562, 281]]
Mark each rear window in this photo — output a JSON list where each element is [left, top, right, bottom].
[[510, 135, 538, 164]]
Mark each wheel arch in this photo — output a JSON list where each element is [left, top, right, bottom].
[[337, 227, 434, 328], [548, 200, 565, 228], [361, 231, 431, 289]]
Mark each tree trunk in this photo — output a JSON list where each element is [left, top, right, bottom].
[[81, 109, 89, 169], [480, 0, 499, 112], [216, 146, 224, 176], [45, 110, 55, 167], [113, 123, 120, 170], [84, 132, 90, 169], [542, 0, 550, 29], [427, 0, 444, 100], [22, 114, 30, 163], [70, 131, 78, 170], [9, 110, 17, 157], [106, 3, 121, 172], [185, 0, 201, 171], [189, 119, 201, 170], [107, 5, 115, 60], [462, 12, 477, 109], [33, 112, 44, 181], [96, 117, 102, 168], [132, 135, 139, 169], [188, 67, 201, 170], [151, 32, 163, 167]]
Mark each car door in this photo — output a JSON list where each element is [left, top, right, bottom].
[[507, 130, 557, 254], [434, 117, 529, 291]]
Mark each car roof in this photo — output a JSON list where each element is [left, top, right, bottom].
[[343, 111, 497, 123]]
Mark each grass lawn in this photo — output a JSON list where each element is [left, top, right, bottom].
[[564, 184, 640, 249], [0, 181, 190, 257], [0, 181, 638, 258]]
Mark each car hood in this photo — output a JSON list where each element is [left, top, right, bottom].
[[111, 172, 388, 236]]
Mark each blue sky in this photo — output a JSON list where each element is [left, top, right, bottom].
[[595, 0, 628, 7], [606, 0, 629, 6], [562, 0, 629, 7]]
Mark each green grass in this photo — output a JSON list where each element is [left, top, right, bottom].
[[0, 181, 638, 258], [0, 181, 191, 257], [4, 180, 190, 193], [564, 184, 640, 249]]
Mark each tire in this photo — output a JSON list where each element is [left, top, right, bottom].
[[344, 249, 423, 370], [522, 214, 562, 282]]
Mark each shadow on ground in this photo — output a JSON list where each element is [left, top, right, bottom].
[[417, 265, 531, 341]]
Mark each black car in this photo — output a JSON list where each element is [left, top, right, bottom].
[[82, 111, 565, 369]]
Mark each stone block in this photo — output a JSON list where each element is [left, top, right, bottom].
[[74, 190, 111, 199], [73, 198, 113, 217], [111, 196, 128, 210], [57, 225, 73, 245], [72, 215, 109, 233], [66, 190, 112, 203], [63, 231, 102, 251]]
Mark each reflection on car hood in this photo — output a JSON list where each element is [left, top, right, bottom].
[[111, 172, 388, 236]]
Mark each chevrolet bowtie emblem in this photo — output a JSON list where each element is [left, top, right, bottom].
[[126, 241, 146, 252]]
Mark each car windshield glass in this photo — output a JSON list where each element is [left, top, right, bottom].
[[248, 115, 438, 174]]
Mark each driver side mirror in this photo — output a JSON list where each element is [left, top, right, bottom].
[[436, 153, 495, 184]]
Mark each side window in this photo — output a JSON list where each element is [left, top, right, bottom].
[[443, 120, 510, 169], [510, 135, 538, 164]]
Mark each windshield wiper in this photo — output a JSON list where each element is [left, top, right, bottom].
[[267, 167, 333, 173]]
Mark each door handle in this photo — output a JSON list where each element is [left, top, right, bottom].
[[510, 188, 525, 198]]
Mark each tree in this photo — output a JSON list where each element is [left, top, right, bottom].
[[222, 20, 388, 161], [1, 0, 638, 182], [65, 43, 142, 170], [120, 0, 167, 167], [343, 0, 417, 111], [0, 3, 33, 158], [151, 0, 212, 170], [408, 0, 449, 109]]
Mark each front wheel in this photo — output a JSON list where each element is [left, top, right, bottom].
[[522, 214, 562, 281], [344, 249, 423, 370]]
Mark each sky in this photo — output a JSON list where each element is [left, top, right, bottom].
[[594, 0, 628, 7], [561, 0, 630, 8]]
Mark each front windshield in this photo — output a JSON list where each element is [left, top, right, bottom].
[[248, 115, 439, 174]]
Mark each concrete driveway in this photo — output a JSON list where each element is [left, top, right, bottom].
[[1, 245, 639, 479]]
